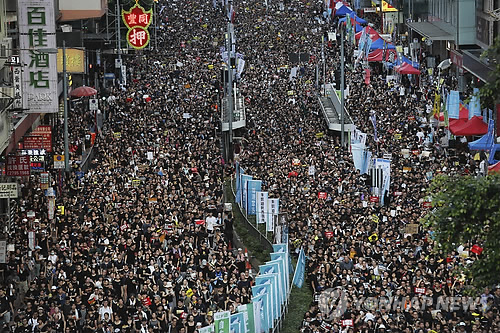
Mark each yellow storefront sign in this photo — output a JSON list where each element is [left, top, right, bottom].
[[57, 48, 85, 73]]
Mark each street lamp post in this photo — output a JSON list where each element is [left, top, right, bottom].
[[340, 26, 345, 148], [63, 41, 69, 172], [116, 0, 122, 84], [226, 22, 234, 161]]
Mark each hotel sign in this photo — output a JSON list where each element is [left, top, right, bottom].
[[18, 0, 58, 113]]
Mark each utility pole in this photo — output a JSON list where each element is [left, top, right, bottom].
[[340, 26, 345, 148], [63, 41, 69, 172], [226, 22, 234, 161], [322, 36, 326, 96], [154, 0, 158, 50], [380, 0, 384, 33], [116, 0, 122, 84]]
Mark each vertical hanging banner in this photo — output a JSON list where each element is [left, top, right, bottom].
[[241, 175, 252, 213], [256, 191, 268, 224], [254, 275, 280, 327], [293, 248, 306, 288], [230, 313, 245, 333], [214, 311, 230, 333], [246, 180, 262, 215], [270, 252, 289, 296], [237, 304, 256, 333], [260, 260, 286, 304], [252, 284, 273, 330], [122, 2, 153, 49], [18, 0, 58, 113], [251, 294, 265, 333], [272, 243, 291, 279], [12, 66, 23, 110], [267, 198, 279, 232]]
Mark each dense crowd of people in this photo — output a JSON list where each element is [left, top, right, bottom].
[[1, 0, 499, 332]]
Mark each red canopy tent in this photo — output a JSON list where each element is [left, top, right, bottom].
[[367, 48, 398, 62], [450, 116, 488, 136], [395, 62, 420, 75], [488, 161, 500, 174], [355, 26, 380, 40]]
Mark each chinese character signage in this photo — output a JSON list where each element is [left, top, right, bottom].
[[12, 65, 23, 109], [30, 155, 45, 173], [122, 2, 152, 49], [23, 125, 52, 152], [57, 48, 85, 73], [6, 156, 31, 177], [18, 0, 58, 113], [0, 183, 19, 199]]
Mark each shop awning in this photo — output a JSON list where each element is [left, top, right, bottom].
[[406, 21, 454, 41], [463, 50, 495, 83]]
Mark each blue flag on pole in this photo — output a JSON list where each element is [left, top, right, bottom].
[[292, 248, 306, 288], [241, 174, 252, 211], [247, 180, 262, 215], [448, 90, 460, 119]]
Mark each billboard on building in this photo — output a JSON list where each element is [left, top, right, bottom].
[[6, 155, 31, 177], [23, 125, 52, 152], [18, 0, 59, 113]]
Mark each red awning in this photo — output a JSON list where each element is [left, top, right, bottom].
[[395, 62, 420, 75], [367, 49, 398, 62], [488, 161, 500, 174], [450, 116, 488, 136], [355, 26, 380, 40]]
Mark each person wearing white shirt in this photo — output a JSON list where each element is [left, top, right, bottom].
[[206, 212, 217, 232], [47, 251, 58, 265], [98, 300, 113, 321]]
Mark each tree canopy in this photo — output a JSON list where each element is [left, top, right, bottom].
[[478, 36, 500, 108], [422, 174, 500, 292]]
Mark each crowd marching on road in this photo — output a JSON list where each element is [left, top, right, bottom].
[[1, 0, 500, 332]]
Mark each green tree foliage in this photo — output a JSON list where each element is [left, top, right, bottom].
[[422, 174, 500, 291], [479, 36, 500, 108]]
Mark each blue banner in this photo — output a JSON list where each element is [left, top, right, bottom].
[[251, 294, 266, 333], [469, 88, 481, 119], [272, 244, 290, 278], [230, 313, 245, 333], [241, 175, 253, 212], [293, 248, 306, 288], [448, 90, 460, 119], [260, 261, 284, 305], [269, 254, 289, 298], [255, 275, 280, 326], [252, 284, 272, 330], [246, 180, 262, 215]]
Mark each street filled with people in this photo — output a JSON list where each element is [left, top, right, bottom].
[[1, 0, 500, 332]]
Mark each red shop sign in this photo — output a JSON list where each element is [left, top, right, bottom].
[[6, 155, 31, 177]]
